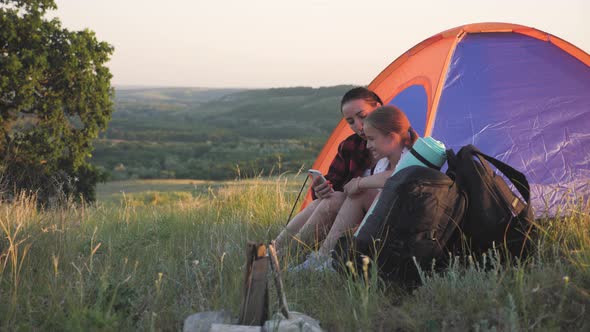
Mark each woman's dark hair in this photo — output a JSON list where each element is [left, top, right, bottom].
[[364, 105, 419, 148], [340, 87, 383, 111]]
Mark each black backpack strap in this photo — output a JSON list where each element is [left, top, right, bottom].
[[465, 145, 531, 204], [445, 149, 458, 180]]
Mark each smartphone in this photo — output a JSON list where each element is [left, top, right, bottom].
[[308, 169, 327, 184], [308, 169, 334, 194]]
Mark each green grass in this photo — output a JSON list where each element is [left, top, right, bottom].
[[1, 178, 589, 331]]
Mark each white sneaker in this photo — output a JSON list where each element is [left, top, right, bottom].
[[290, 252, 335, 272]]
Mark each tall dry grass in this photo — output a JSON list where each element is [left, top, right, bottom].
[[0, 177, 588, 331]]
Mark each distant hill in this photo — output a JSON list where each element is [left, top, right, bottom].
[[114, 86, 246, 104], [91, 85, 355, 180]]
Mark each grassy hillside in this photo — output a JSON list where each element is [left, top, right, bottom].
[[1, 179, 588, 330], [91, 86, 354, 180]]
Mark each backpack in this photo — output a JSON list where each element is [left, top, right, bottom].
[[332, 165, 466, 286], [331, 145, 536, 285], [446, 145, 535, 258]]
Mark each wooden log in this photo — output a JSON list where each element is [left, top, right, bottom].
[[237, 242, 269, 326]]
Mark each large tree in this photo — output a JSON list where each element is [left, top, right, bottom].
[[0, 0, 114, 202]]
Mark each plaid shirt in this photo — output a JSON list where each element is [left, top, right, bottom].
[[322, 134, 372, 194]]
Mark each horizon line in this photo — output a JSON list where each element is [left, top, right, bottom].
[[113, 83, 360, 90]]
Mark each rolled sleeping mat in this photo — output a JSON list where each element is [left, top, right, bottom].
[[393, 136, 447, 175]]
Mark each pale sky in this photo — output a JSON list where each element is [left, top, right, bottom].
[[51, 0, 589, 88]]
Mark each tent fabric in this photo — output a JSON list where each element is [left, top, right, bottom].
[[302, 22, 590, 215]]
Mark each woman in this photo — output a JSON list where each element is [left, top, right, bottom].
[[274, 87, 383, 254], [294, 105, 419, 271]]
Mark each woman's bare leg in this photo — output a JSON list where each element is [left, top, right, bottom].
[[274, 198, 321, 252], [291, 191, 346, 250], [318, 189, 379, 256]]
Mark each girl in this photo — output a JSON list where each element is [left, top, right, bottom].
[[294, 105, 419, 271], [274, 87, 383, 254]]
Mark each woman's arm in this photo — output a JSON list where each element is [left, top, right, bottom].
[[343, 169, 394, 196]]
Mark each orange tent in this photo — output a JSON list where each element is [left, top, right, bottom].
[[301, 22, 590, 213]]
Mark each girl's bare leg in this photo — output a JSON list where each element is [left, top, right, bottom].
[[318, 189, 379, 256]]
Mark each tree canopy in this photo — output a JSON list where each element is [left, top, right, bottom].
[[0, 0, 114, 202]]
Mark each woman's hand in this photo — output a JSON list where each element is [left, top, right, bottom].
[[313, 177, 333, 199], [344, 177, 363, 196]]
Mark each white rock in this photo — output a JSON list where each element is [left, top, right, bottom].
[[209, 324, 262, 332], [183, 311, 232, 332], [263, 312, 323, 332]]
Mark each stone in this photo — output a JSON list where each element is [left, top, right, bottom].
[[263, 312, 323, 332], [209, 324, 262, 332], [183, 311, 233, 332]]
